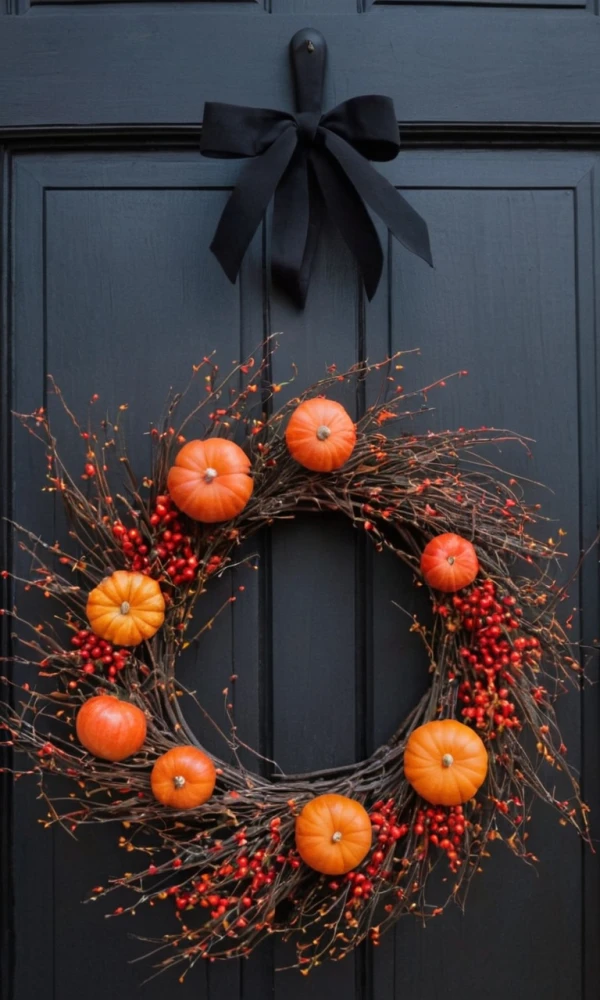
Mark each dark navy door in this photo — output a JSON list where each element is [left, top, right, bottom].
[[1, 3, 599, 999]]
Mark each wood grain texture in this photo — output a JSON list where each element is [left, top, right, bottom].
[[574, 166, 600, 1000], [272, 0, 357, 11], [0, 144, 14, 1000], [11, 159, 56, 1000], [1, 12, 600, 128]]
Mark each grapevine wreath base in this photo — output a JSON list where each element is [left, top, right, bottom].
[[0, 344, 592, 979]]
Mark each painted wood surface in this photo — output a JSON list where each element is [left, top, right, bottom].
[[1, 12, 600, 127], [0, 2, 599, 998]]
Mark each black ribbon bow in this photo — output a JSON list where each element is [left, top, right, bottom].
[[200, 28, 432, 308]]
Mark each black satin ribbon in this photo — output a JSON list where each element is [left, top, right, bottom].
[[200, 28, 432, 308]]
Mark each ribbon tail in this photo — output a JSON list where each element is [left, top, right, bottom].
[[210, 126, 298, 284], [310, 149, 383, 301], [272, 149, 322, 308], [322, 129, 433, 268], [298, 170, 324, 306]]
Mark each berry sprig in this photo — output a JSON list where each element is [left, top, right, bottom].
[[149, 495, 200, 586], [413, 805, 468, 872], [369, 799, 409, 854], [449, 580, 542, 738], [111, 523, 151, 575], [70, 629, 130, 679], [150, 822, 300, 934], [450, 579, 523, 633], [111, 495, 224, 589]]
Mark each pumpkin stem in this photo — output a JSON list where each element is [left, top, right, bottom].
[[173, 775, 186, 789], [120, 601, 130, 615], [316, 425, 331, 441], [442, 753, 454, 768], [204, 467, 218, 483], [331, 830, 342, 843], [446, 555, 455, 566]]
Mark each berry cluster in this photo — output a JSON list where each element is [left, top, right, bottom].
[[111, 495, 223, 588], [458, 676, 519, 733], [70, 629, 130, 679], [413, 805, 467, 872], [451, 579, 522, 633], [149, 494, 201, 586], [111, 523, 152, 575], [325, 799, 408, 926], [160, 821, 300, 935], [368, 799, 409, 855], [450, 581, 541, 737]]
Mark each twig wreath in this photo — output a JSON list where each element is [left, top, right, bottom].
[[0, 343, 592, 979]]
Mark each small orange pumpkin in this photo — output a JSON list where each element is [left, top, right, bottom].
[[404, 719, 488, 806], [295, 793, 372, 875], [87, 570, 165, 646], [285, 398, 356, 472], [420, 533, 479, 593], [76, 695, 147, 762], [167, 438, 253, 523], [151, 746, 216, 810]]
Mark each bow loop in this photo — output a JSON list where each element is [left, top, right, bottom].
[[321, 96, 401, 162], [201, 103, 295, 159], [200, 28, 432, 307]]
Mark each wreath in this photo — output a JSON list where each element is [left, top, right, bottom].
[[0, 345, 591, 979]]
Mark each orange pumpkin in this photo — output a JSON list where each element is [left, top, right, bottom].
[[167, 438, 253, 523], [285, 398, 356, 472], [151, 746, 216, 810], [420, 533, 479, 593], [87, 570, 165, 646], [404, 719, 488, 806], [295, 793, 372, 875], [76, 695, 147, 762]]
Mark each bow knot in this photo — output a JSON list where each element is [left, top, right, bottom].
[[295, 111, 320, 147], [200, 28, 432, 308]]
